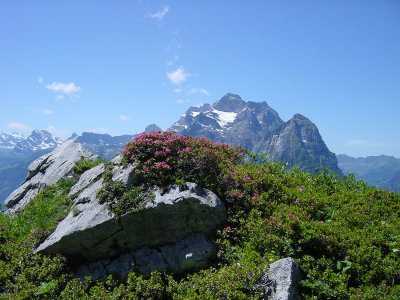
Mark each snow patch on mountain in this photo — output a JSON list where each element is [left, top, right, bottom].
[[209, 109, 238, 127], [190, 111, 200, 117]]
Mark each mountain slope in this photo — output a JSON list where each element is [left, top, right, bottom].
[[337, 154, 400, 193], [170, 93, 341, 174]]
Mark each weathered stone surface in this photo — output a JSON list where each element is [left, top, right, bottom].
[[257, 257, 301, 300], [111, 163, 137, 186], [75, 233, 216, 281], [104, 252, 135, 278], [110, 154, 123, 165], [130, 247, 167, 276], [159, 233, 216, 273], [69, 163, 106, 197], [5, 140, 96, 211], [75, 261, 108, 282], [36, 181, 226, 272], [35, 178, 118, 261]]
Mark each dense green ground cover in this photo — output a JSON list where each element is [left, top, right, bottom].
[[1, 131, 399, 299]]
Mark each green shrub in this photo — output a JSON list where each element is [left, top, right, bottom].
[[0, 178, 76, 298], [97, 182, 149, 216], [73, 158, 105, 176]]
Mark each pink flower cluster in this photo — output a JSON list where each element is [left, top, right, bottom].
[[156, 161, 170, 169], [120, 131, 245, 187]]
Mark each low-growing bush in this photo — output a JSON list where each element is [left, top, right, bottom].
[[0, 178, 76, 298], [97, 182, 151, 216], [73, 158, 105, 176]]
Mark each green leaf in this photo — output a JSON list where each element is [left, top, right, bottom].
[[337, 260, 352, 274], [36, 281, 57, 295]]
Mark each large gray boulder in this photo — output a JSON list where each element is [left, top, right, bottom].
[[257, 257, 302, 300], [36, 158, 226, 279], [76, 233, 216, 281], [5, 140, 97, 211]]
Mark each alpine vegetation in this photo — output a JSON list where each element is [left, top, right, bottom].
[[0, 131, 399, 299]]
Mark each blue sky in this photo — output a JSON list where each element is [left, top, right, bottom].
[[0, 1, 399, 158]]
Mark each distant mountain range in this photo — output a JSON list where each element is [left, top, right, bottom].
[[337, 154, 400, 193], [0, 130, 62, 153], [0, 130, 64, 206], [1, 93, 399, 205], [169, 93, 342, 174], [0, 132, 25, 149], [71, 124, 161, 160]]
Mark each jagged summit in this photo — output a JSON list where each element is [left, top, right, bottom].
[[291, 113, 310, 122], [169, 93, 341, 174], [13, 130, 63, 153], [145, 124, 161, 133], [68, 132, 79, 140], [213, 93, 246, 112]]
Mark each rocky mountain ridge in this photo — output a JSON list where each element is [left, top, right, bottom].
[[0, 132, 25, 149], [0, 130, 62, 153], [170, 93, 342, 174]]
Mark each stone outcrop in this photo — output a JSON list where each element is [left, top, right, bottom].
[[35, 154, 226, 279], [5, 140, 97, 212], [5, 139, 302, 293], [75, 233, 217, 281], [256, 258, 301, 300]]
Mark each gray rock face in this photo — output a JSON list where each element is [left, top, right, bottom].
[[5, 140, 96, 211], [76, 233, 216, 281], [36, 163, 226, 279], [257, 258, 301, 300], [111, 163, 137, 185], [69, 163, 106, 197]]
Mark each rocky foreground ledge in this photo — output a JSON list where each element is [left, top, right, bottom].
[[5, 141, 301, 299], [5, 140, 97, 212]]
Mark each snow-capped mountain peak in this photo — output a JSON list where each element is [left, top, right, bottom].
[[13, 130, 64, 153], [0, 132, 26, 149], [168, 93, 342, 174]]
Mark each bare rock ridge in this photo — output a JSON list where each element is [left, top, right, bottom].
[[5, 139, 97, 212]]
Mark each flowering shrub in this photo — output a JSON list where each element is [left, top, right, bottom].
[[121, 131, 244, 194]]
